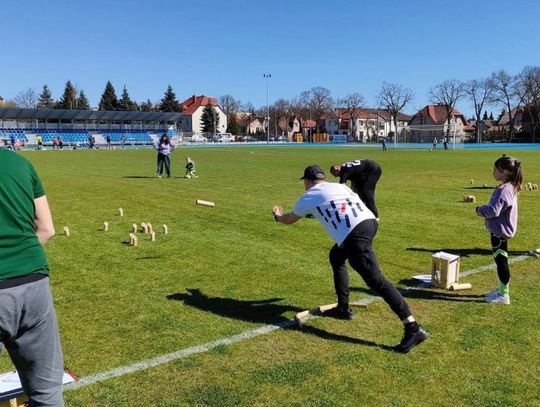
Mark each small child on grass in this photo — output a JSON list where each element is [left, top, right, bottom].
[[476, 155, 523, 305], [185, 157, 197, 178]]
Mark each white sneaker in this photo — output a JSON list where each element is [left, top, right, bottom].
[[486, 293, 510, 304]]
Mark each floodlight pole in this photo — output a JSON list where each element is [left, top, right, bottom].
[[264, 73, 271, 143]]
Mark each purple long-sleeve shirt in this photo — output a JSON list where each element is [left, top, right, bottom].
[[476, 183, 518, 238], [154, 141, 176, 155]]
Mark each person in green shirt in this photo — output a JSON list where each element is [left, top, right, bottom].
[[0, 149, 64, 406]]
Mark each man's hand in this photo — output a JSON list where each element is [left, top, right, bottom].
[[272, 206, 284, 218], [271, 206, 301, 225]]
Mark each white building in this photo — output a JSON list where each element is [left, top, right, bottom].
[[179, 95, 227, 134]]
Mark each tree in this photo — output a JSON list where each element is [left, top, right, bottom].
[[56, 81, 77, 109], [118, 85, 138, 111], [200, 103, 219, 134], [515, 65, 540, 142], [37, 85, 54, 109], [490, 70, 520, 140], [159, 85, 182, 112], [99, 81, 119, 111], [429, 79, 465, 140], [226, 113, 240, 134], [140, 99, 154, 112], [338, 93, 365, 141], [376, 82, 414, 143], [299, 86, 334, 135], [218, 95, 240, 117], [14, 87, 37, 108], [489, 112, 494, 120], [482, 110, 488, 120], [464, 78, 494, 143], [76, 90, 90, 110]]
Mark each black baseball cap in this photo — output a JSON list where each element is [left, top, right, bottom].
[[300, 165, 325, 180]]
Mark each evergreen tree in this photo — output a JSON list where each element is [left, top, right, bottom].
[[99, 81, 119, 111], [56, 80, 78, 109], [159, 85, 182, 112], [77, 90, 90, 110], [482, 110, 488, 120], [201, 103, 219, 133], [37, 85, 54, 108], [226, 113, 240, 134], [118, 85, 137, 110], [140, 99, 154, 112], [489, 111, 494, 120], [497, 109, 506, 121]]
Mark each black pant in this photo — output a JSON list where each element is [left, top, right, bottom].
[[491, 234, 510, 285], [329, 219, 411, 321], [157, 153, 171, 176], [351, 165, 382, 218]]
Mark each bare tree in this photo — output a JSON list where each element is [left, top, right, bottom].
[[273, 98, 290, 136], [515, 66, 540, 142], [376, 82, 413, 142], [464, 78, 494, 143], [338, 93, 365, 141], [429, 79, 465, 140], [218, 94, 240, 117], [299, 87, 334, 135], [490, 70, 521, 140], [14, 87, 37, 108]]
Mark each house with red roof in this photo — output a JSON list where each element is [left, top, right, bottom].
[[408, 104, 468, 142], [323, 108, 411, 142], [179, 95, 227, 134]]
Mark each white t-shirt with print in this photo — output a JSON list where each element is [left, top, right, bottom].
[[292, 182, 375, 245]]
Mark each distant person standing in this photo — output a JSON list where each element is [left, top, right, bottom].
[[381, 137, 387, 152], [432, 137, 438, 149], [35, 134, 43, 150], [0, 149, 65, 405], [120, 134, 126, 149], [443, 137, 448, 150], [272, 165, 428, 353], [330, 159, 382, 218], [154, 134, 176, 178], [106, 134, 112, 150], [10, 134, 17, 150]]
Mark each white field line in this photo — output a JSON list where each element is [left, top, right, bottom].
[[65, 253, 535, 391]]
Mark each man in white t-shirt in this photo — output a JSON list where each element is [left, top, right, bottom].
[[272, 165, 428, 353]]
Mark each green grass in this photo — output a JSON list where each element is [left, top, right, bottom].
[[3, 146, 539, 406]]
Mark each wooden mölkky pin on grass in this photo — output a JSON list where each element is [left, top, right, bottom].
[[141, 223, 148, 234], [118, 208, 124, 217], [129, 233, 138, 246], [132, 223, 138, 233], [63, 226, 70, 236], [163, 224, 168, 235], [150, 231, 156, 242], [103, 221, 109, 231], [147, 223, 153, 234], [196, 199, 215, 207]]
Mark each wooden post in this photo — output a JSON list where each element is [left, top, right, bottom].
[[63, 226, 70, 236], [118, 208, 124, 217], [103, 221, 109, 231], [196, 199, 215, 207], [163, 224, 168, 235]]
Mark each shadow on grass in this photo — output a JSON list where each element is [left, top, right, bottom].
[[464, 186, 495, 190], [167, 288, 397, 352], [167, 288, 302, 324], [122, 175, 187, 179], [406, 247, 531, 257], [352, 285, 484, 303], [286, 324, 395, 352]]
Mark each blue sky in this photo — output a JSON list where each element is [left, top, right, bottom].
[[2, 0, 539, 117]]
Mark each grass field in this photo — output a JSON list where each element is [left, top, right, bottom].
[[2, 146, 539, 406]]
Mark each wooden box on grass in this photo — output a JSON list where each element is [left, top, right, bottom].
[[431, 252, 460, 289]]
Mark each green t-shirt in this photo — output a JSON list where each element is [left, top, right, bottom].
[[0, 149, 49, 280]]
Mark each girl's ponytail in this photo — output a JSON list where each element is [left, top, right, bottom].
[[495, 155, 523, 192]]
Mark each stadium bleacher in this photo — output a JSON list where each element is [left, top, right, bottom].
[[101, 129, 153, 143], [0, 129, 28, 142], [35, 129, 89, 144]]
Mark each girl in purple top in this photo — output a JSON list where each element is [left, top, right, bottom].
[[154, 134, 176, 178], [476, 155, 523, 304]]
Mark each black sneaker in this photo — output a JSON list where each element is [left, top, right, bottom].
[[322, 306, 354, 320], [395, 325, 429, 353]]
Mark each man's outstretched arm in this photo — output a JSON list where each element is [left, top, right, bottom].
[[272, 206, 302, 224]]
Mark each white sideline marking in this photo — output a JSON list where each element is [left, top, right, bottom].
[[65, 253, 535, 391]]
